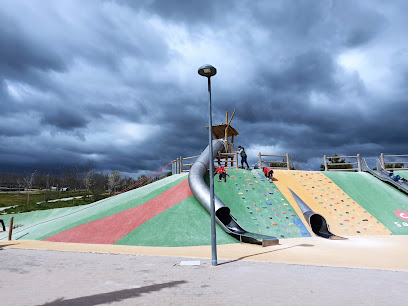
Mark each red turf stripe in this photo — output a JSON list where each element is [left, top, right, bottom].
[[44, 179, 192, 244]]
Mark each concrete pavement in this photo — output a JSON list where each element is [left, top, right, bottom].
[[1, 243, 408, 305]]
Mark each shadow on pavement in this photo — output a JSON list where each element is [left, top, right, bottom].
[[218, 243, 314, 265], [0, 243, 18, 250], [40, 280, 187, 306]]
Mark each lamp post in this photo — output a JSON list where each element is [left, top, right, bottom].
[[198, 64, 217, 266]]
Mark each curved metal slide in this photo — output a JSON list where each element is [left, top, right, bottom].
[[288, 189, 346, 240], [188, 139, 279, 246], [361, 158, 408, 194]]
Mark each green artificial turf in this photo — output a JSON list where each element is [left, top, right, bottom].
[[115, 196, 238, 247], [324, 171, 408, 234]]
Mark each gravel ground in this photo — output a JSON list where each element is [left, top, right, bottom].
[[1, 247, 407, 306]]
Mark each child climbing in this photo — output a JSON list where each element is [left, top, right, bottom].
[[237, 145, 250, 170], [263, 167, 274, 183], [214, 166, 230, 182]]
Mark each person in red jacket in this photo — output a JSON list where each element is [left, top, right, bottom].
[[263, 167, 274, 183], [214, 166, 230, 182]]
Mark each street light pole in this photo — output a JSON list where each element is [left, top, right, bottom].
[[198, 64, 217, 266]]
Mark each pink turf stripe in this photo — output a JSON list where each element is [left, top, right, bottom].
[[44, 179, 192, 244]]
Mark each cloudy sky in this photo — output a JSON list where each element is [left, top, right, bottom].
[[1, 0, 408, 176]]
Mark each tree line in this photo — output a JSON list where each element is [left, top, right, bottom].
[[0, 164, 171, 201]]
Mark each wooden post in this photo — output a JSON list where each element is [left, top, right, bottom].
[[224, 111, 229, 152], [324, 155, 328, 171], [357, 153, 361, 172], [235, 152, 239, 169], [229, 109, 236, 123], [258, 152, 262, 170], [381, 153, 385, 168], [286, 153, 290, 170], [8, 217, 14, 241], [179, 156, 183, 173]]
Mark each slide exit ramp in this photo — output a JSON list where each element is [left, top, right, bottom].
[[361, 158, 408, 194], [188, 139, 279, 247], [289, 189, 345, 240]]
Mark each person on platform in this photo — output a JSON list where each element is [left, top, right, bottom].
[[214, 166, 230, 182], [263, 167, 274, 183], [237, 146, 250, 170]]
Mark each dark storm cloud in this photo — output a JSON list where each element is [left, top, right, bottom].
[[0, 11, 66, 77], [118, 0, 237, 25], [40, 107, 89, 130], [0, 0, 407, 176]]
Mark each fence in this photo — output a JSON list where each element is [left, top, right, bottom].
[[173, 151, 291, 173], [258, 153, 290, 170], [380, 153, 408, 171], [215, 152, 239, 168], [323, 154, 361, 172]]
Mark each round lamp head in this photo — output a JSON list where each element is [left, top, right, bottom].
[[198, 64, 217, 77]]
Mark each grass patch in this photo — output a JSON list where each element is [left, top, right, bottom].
[[0, 190, 111, 214]]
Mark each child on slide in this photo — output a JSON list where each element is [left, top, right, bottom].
[[263, 167, 274, 183], [214, 166, 230, 182], [389, 170, 408, 183]]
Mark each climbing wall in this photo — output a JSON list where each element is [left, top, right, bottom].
[[274, 171, 392, 236], [325, 171, 408, 235], [214, 169, 311, 239]]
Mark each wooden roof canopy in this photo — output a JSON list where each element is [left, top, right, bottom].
[[205, 124, 239, 139], [205, 110, 238, 140]]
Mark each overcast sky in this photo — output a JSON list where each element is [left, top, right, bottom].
[[1, 0, 408, 176]]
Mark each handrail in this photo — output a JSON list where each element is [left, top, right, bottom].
[[258, 153, 290, 170], [380, 153, 408, 171], [323, 154, 361, 172], [182, 155, 200, 160]]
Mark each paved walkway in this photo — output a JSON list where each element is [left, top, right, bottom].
[[1, 247, 407, 305]]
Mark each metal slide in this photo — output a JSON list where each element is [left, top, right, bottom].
[[188, 139, 279, 246], [361, 158, 408, 194], [289, 189, 346, 240]]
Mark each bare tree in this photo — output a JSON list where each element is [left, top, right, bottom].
[[84, 171, 94, 197], [107, 170, 121, 194], [90, 172, 107, 201], [44, 173, 52, 202], [62, 164, 81, 193], [22, 171, 36, 208]]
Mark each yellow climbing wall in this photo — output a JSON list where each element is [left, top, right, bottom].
[[273, 170, 391, 236]]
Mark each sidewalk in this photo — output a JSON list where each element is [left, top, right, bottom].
[[1, 247, 407, 305], [2, 235, 408, 305]]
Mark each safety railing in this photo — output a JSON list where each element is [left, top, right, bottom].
[[380, 153, 408, 171], [258, 153, 290, 170], [215, 152, 239, 169], [323, 154, 361, 172]]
